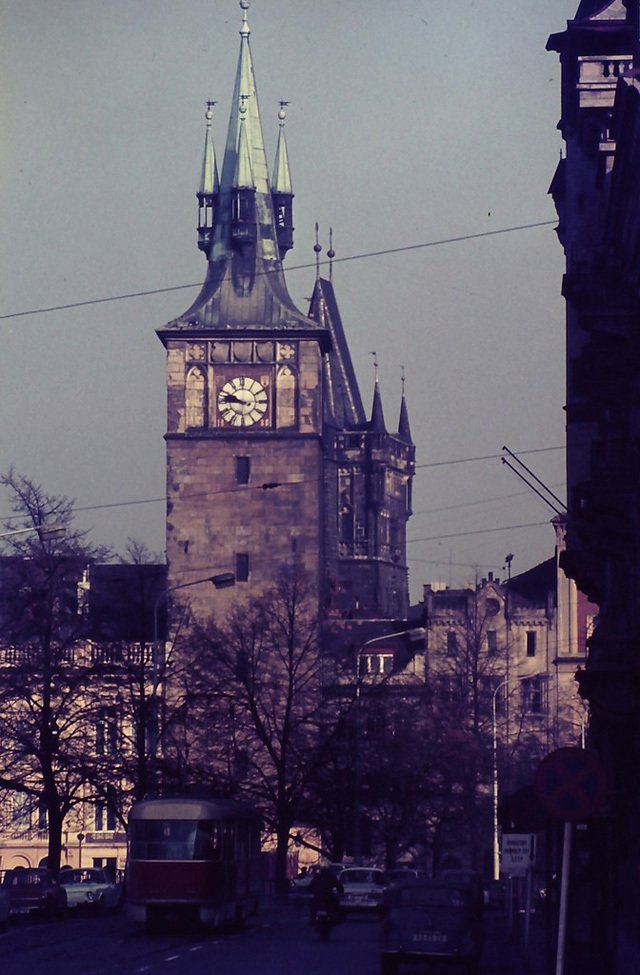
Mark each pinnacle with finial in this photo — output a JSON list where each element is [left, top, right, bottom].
[[369, 350, 379, 380], [240, 0, 250, 36]]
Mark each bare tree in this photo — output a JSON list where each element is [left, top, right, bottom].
[[172, 565, 347, 895], [0, 470, 108, 871], [83, 540, 168, 820]]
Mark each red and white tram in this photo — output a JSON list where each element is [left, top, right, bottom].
[[126, 796, 261, 929]]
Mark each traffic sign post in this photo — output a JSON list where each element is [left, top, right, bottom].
[[501, 833, 535, 877], [534, 748, 609, 975], [535, 747, 608, 822]]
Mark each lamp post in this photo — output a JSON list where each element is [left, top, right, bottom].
[[353, 627, 426, 863], [492, 672, 545, 880], [0, 523, 65, 542], [152, 571, 236, 647], [148, 572, 235, 788]]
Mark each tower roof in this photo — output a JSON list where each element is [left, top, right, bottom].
[[369, 376, 387, 433], [308, 276, 366, 428], [272, 103, 293, 194], [547, 0, 631, 51], [199, 102, 219, 197], [398, 392, 412, 443], [161, 1, 324, 338]]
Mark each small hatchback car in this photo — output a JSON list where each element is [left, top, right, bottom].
[[380, 877, 484, 975], [2, 868, 67, 920]]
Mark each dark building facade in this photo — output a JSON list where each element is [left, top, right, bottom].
[[158, 3, 414, 623], [548, 2, 640, 969]]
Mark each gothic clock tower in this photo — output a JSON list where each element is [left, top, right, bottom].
[[158, 1, 330, 617], [158, 1, 414, 622]]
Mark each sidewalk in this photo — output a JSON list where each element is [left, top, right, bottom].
[[483, 908, 549, 975]]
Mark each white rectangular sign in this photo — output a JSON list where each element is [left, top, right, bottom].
[[501, 833, 535, 876]]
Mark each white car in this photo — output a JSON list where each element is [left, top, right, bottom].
[[338, 867, 386, 915], [59, 868, 121, 913]]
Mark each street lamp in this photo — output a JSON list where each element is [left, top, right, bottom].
[[491, 672, 545, 880], [0, 523, 65, 542], [153, 572, 236, 646], [353, 627, 426, 862], [148, 572, 235, 787]]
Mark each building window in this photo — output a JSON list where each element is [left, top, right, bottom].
[[526, 631, 537, 657], [11, 794, 32, 830], [487, 630, 498, 655], [446, 630, 458, 656], [94, 802, 116, 832], [236, 456, 250, 485], [236, 553, 249, 582], [96, 713, 119, 756], [360, 653, 394, 676], [522, 677, 546, 714], [185, 366, 206, 428]]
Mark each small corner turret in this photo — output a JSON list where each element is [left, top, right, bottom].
[[230, 94, 257, 248], [197, 101, 219, 256], [271, 101, 294, 259]]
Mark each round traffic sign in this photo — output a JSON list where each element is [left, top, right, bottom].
[[535, 747, 609, 821]]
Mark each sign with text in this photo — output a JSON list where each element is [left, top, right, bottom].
[[501, 833, 535, 876]]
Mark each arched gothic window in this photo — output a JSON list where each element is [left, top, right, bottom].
[[276, 365, 297, 428], [185, 367, 206, 428]]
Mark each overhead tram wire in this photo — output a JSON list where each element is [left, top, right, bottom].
[[0, 441, 566, 526], [0, 220, 557, 321]]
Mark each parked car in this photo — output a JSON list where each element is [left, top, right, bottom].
[[59, 868, 121, 913], [380, 877, 484, 975], [339, 866, 386, 915], [2, 868, 67, 919], [0, 884, 10, 929]]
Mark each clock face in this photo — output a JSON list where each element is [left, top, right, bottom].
[[218, 376, 268, 426]]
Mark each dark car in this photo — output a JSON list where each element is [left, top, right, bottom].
[[380, 877, 484, 975], [2, 868, 67, 919], [0, 884, 9, 929]]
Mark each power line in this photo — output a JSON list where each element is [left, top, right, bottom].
[[416, 444, 563, 470], [408, 521, 551, 544], [412, 482, 566, 518], [0, 220, 556, 321], [0, 442, 566, 525]]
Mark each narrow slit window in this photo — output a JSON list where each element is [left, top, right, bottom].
[[236, 553, 249, 582], [236, 456, 250, 485]]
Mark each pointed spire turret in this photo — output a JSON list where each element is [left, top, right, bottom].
[[398, 367, 413, 443], [272, 101, 294, 258], [197, 101, 219, 255], [369, 352, 387, 432], [230, 94, 257, 246], [166, 0, 330, 335]]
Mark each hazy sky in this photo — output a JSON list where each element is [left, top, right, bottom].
[[1, 0, 578, 601]]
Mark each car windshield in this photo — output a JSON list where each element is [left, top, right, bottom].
[[341, 870, 382, 885], [9, 872, 47, 887], [60, 870, 104, 885]]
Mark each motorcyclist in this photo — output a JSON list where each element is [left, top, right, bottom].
[[309, 866, 343, 922]]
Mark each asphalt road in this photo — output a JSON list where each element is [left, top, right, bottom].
[[0, 899, 543, 975]]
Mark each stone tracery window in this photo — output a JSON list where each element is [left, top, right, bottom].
[[185, 366, 206, 428]]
